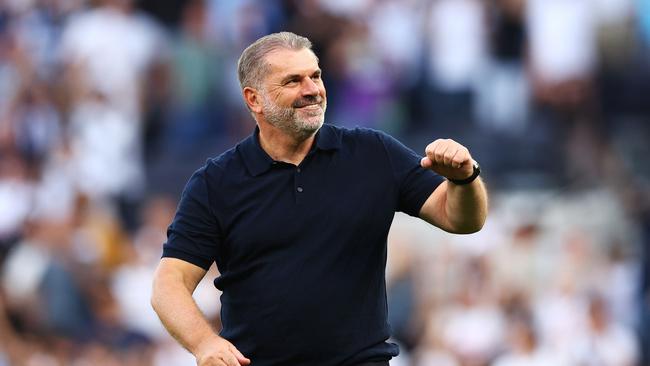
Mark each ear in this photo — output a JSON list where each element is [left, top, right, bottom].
[[243, 87, 263, 114]]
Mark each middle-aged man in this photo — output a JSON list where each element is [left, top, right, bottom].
[[151, 32, 488, 366]]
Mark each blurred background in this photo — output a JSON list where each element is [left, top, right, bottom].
[[0, 0, 649, 365]]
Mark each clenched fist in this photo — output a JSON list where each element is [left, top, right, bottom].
[[420, 139, 475, 182]]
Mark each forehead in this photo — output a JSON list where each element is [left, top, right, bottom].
[[264, 48, 319, 78]]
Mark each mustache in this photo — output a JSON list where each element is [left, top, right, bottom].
[[292, 96, 324, 108]]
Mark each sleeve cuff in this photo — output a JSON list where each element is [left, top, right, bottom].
[[161, 247, 214, 270]]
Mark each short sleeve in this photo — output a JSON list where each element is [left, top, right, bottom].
[[378, 131, 445, 217], [162, 167, 221, 270]]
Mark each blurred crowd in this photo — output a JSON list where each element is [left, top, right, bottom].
[[0, 0, 649, 365]]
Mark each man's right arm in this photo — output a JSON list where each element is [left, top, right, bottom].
[[151, 257, 250, 366]]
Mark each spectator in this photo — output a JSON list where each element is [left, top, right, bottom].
[[493, 314, 570, 366], [572, 294, 639, 366]]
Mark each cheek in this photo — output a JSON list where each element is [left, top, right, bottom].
[[276, 96, 295, 108]]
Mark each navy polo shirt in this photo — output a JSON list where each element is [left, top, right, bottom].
[[163, 123, 444, 366]]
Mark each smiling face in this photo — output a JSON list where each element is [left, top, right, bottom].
[[248, 47, 327, 140]]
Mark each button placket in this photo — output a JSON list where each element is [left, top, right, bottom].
[[294, 165, 304, 203]]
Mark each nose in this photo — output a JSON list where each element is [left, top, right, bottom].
[[301, 77, 320, 97]]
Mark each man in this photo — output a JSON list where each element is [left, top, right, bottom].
[[151, 32, 488, 366]]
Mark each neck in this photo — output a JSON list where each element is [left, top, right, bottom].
[[258, 124, 316, 166]]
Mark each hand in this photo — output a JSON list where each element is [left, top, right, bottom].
[[420, 139, 474, 181], [194, 336, 251, 366]]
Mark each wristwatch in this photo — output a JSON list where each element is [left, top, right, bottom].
[[448, 160, 481, 185]]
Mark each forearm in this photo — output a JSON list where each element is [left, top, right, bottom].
[[151, 266, 219, 354], [444, 178, 488, 234]]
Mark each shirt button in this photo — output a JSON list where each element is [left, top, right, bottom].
[[296, 187, 303, 193], [296, 167, 301, 173]]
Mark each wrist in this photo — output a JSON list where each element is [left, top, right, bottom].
[[448, 160, 480, 186], [191, 332, 222, 355]]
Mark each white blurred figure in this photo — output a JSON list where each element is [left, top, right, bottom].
[[527, 0, 596, 84], [572, 294, 639, 366], [367, 0, 426, 88], [592, 243, 641, 329], [493, 315, 570, 366], [67, 94, 145, 201], [526, 0, 597, 108], [59, 0, 164, 205], [415, 312, 459, 366], [594, 0, 635, 25], [416, 351, 458, 366], [6, 1, 60, 79], [110, 196, 221, 366], [317, 0, 372, 18], [474, 61, 529, 133], [427, 0, 488, 92], [110, 196, 172, 339], [534, 273, 588, 360], [31, 151, 77, 226], [474, 0, 529, 133], [1, 228, 51, 309], [491, 221, 554, 299], [59, 0, 163, 118], [441, 299, 504, 365], [0, 154, 33, 243], [439, 258, 505, 366], [9, 83, 62, 162]]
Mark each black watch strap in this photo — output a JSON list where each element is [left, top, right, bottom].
[[449, 160, 481, 186]]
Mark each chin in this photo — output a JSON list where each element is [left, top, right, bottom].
[[292, 118, 323, 138], [304, 118, 324, 131]]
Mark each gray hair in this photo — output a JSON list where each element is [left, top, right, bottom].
[[237, 32, 314, 90]]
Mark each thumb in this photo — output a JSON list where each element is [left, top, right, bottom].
[[420, 157, 432, 169]]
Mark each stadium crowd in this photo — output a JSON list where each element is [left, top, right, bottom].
[[0, 0, 649, 365]]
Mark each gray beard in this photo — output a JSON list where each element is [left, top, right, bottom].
[[261, 95, 326, 141]]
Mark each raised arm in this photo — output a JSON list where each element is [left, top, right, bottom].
[[151, 258, 250, 366], [418, 139, 488, 234]]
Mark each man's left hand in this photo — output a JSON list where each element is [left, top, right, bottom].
[[420, 139, 474, 181]]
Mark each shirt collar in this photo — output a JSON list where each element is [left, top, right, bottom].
[[314, 123, 342, 151], [239, 124, 341, 177]]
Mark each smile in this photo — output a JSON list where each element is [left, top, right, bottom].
[[295, 104, 323, 112]]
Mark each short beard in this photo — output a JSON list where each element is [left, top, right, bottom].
[[261, 93, 326, 141]]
